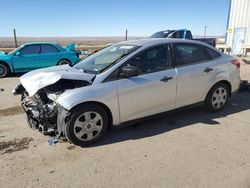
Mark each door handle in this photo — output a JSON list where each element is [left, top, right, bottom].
[[204, 67, 213, 73], [160, 76, 173, 82]]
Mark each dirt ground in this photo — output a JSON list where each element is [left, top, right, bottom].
[[0, 62, 250, 188]]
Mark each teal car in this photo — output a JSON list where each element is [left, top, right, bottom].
[[0, 42, 79, 78]]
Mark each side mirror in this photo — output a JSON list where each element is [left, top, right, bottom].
[[120, 65, 138, 78], [15, 52, 21, 56], [80, 50, 91, 55]]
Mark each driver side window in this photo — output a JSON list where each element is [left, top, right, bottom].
[[126, 45, 171, 75], [19, 45, 40, 55]]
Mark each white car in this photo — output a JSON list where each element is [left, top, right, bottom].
[[13, 38, 241, 146]]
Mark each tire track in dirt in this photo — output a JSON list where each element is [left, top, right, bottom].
[[0, 106, 24, 117], [0, 137, 34, 155]]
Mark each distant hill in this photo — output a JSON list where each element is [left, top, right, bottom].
[[0, 35, 225, 48], [0, 36, 143, 48]]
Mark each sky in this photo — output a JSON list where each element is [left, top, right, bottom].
[[0, 0, 231, 37]]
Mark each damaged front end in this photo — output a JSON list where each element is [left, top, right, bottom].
[[15, 79, 90, 136], [21, 91, 58, 132], [13, 65, 95, 137]]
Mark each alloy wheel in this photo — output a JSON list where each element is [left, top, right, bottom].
[[0, 64, 7, 77]]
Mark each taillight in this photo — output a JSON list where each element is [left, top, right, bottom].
[[231, 59, 240, 69]]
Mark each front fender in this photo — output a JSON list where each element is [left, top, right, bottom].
[[0, 55, 14, 72], [56, 82, 120, 125]]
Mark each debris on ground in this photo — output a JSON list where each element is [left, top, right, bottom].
[[47, 137, 58, 145], [67, 145, 75, 150], [0, 88, 4, 92]]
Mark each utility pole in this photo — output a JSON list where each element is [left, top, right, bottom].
[[204, 26, 208, 37], [125, 29, 128, 41], [13, 29, 17, 48]]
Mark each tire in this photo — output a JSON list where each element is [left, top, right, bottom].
[[204, 83, 229, 113], [0, 62, 10, 78], [58, 59, 70, 65], [65, 104, 109, 147]]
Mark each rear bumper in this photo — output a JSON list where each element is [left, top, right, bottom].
[[230, 69, 241, 94]]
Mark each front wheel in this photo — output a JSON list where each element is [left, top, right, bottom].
[[204, 83, 229, 112], [65, 104, 109, 147], [0, 63, 10, 78]]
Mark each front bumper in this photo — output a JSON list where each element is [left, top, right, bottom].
[[56, 105, 70, 136]]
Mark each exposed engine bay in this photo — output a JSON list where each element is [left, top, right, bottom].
[[15, 79, 90, 135]]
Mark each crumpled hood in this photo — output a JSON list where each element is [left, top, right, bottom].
[[20, 65, 95, 96]]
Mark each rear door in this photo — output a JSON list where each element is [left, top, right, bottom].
[[39, 44, 60, 67], [13, 44, 41, 72], [174, 43, 221, 108], [116, 44, 177, 122]]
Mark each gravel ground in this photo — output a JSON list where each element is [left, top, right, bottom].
[[0, 61, 250, 188]]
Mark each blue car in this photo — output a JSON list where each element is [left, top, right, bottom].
[[0, 42, 79, 78]]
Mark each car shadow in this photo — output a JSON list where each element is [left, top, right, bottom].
[[8, 73, 25, 78], [93, 91, 250, 147]]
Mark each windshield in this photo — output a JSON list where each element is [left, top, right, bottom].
[[8, 45, 24, 55], [74, 44, 139, 74], [150, 30, 175, 38]]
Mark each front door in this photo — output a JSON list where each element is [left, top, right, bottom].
[[116, 44, 177, 122], [13, 44, 41, 72]]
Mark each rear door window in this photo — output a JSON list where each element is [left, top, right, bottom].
[[40, 44, 58, 54], [172, 31, 185, 39], [205, 47, 221, 59], [174, 43, 210, 66], [186, 31, 192, 39]]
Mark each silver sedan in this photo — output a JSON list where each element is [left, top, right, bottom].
[[14, 38, 241, 146]]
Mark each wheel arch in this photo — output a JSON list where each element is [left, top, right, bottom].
[[0, 60, 12, 73], [69, 101, 113, 128], [57, 58, 71, 65], [206, 80, 232, 98]]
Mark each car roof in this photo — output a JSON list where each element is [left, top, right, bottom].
[[23, 42, 58, 46], [118, 38, 211, 48]]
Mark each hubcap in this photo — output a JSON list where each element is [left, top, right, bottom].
[[0, 64, 7, 77], [212, 87, 227, 109], [73, 111, 103, 141]]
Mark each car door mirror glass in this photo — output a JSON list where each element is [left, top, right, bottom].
[[120, 65, 138, 78]]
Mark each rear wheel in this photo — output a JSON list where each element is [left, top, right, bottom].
[[58, 59, 70, 65], [65, 104, 109, 147], [204, 83, 229, 112], [0, 62, 10, 78]]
